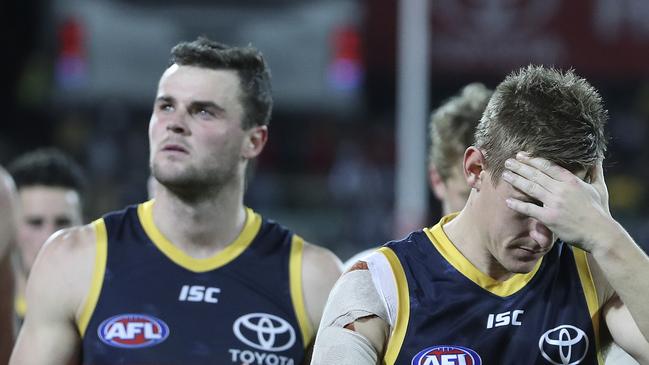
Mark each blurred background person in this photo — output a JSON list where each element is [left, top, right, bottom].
[[0, 167, 18, 364], [344, 82, 493, 267], [7, 148, 86, 326], [427, 83, 492, 218]]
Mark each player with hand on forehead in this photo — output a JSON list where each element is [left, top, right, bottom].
[[312, 65, 649, 365]]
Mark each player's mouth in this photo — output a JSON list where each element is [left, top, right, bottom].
[[514, 246, 547, 260], [161, 144, 189, 154]]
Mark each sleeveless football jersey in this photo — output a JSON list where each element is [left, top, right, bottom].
[[78, 200, 312, 365], [378, 214, 603, 365]]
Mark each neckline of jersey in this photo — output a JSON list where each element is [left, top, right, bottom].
[[423, 213, 543, 297], [137, 199, 262, 272]]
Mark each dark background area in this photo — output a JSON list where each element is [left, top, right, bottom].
[[4, 0, 649, 260]]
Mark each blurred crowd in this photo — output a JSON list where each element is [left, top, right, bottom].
[[4, 79, 649, 261]]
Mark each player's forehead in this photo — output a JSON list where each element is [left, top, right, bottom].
[[159, 65, 240, 93], [157, 66, 243, 116]]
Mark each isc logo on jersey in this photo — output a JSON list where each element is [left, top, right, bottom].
[[411, 345, 482, 365], [98, 313, 170, 348]]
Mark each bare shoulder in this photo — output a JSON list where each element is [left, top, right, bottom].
[[302, 241, 343, 283], [301, 241, 342, 330], [28, 224, 98, 318], [0, 167, 14, 194], [12, 224, 97, 365], [37, 224, 97, 268]]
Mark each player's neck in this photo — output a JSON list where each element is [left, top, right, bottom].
[[151, 184, 247, 257], [443, 207, 515, 281]]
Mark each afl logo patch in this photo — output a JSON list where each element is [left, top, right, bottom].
[[411, 345, 482, 365], [98, 313, 170, 348]]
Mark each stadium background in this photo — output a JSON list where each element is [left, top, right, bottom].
[[3, 0, 649, 261]]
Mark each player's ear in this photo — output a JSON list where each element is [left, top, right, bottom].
[[428, 163, 446, 201], [463, 147, 486, 191], [242, 125, 268, 159]]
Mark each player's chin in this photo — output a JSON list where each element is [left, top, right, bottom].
[[152, 164, 192, 184], [153, 157, 189, 172], [504, 255, 540, 274]]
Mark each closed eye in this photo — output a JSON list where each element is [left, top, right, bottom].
[[26, 217, 44, 228], [54, 217, 73, 229]]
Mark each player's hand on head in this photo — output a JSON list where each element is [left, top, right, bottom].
[[588, 160, 610, 215], [501, 151, 613, 252]]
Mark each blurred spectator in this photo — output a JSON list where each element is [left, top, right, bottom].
[[342, 82, 492, 266], [8, 148, 86, 326]]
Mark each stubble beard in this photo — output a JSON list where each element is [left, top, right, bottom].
[[151, 159, 239, 202]]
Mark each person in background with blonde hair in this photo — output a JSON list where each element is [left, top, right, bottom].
[[344, 82, 492, 268]]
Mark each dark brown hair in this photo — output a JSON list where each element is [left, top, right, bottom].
[[170, 37, 273, 129]]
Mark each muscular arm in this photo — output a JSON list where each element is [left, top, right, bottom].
[[0, 167, 17, 363], [299, 241, 342, 364], [302, 242, 343, 331], [10, 225, 97, 365], [587, 231, 649, 361]]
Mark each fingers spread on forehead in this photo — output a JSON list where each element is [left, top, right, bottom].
[[502, 169, 550, 202], [515, 152, 573, 181], [504, 156, 554, 189], [505, 198, 546, 221]]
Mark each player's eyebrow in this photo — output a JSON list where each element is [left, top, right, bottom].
[[188, 101, 225, 114], [156, 95, 175, 104]]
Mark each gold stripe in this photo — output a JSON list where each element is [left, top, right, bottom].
[[15, 294, 26, 318], [379, 247, 410, 365], [77, 219, 108, 337], [425, 214, 542, 297], [573, 247, 604, 365], [289, 235, 313, 348], [137, 200, 261, 272]]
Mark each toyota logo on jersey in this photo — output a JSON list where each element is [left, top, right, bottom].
[[411, 345, 482, 365], [98, 313, 170, 349], [233, 313, 296, 352], [538, 325, 589, 365]]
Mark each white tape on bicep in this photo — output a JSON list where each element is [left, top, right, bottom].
[[319, 269, 389, 329], [311, 327, 378, 365]]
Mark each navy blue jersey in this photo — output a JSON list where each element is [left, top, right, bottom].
[[380, 214, 603, 365], [78, 200, 312, 365]]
